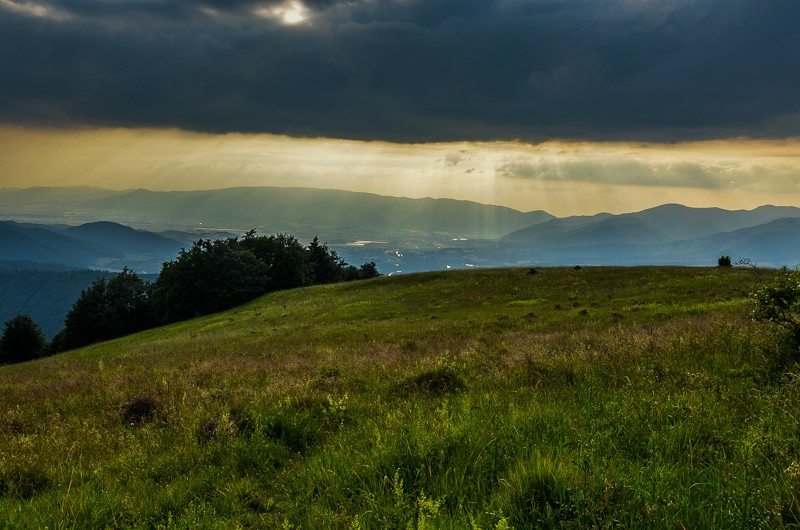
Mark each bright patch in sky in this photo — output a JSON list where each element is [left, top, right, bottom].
[[254, 1, 309, 25], [0, 0, 69, 21], [0, 126, 798, 217]]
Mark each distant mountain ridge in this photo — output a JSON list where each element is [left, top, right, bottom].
[[0, 186, 798, 270], [83, 187, 555, 239], [0, 186, 554, 239], [502, 203, 800, 267], [502, 203, 800, 243], [0, 221, 107, 266], [5, 188, 795, 343], [0, 220, 182, 272], [62, 221, 182, 255]]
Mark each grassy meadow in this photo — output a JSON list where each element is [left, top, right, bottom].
[[2, 266, 799, 528]]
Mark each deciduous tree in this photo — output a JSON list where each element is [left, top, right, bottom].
[[57, 268, 152, 350], [152, 238, 269, 323], [0, 314, 48, 364], [241, 231, 311, 291]]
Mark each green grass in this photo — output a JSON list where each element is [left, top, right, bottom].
[[1, 266, 798, 528]]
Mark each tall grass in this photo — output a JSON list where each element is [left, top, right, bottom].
[[1, 267, 798, 528]]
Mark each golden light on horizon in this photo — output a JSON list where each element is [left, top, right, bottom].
[[0, 125, 798, 217]]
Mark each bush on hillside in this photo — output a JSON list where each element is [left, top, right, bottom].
[[0, 314, 48, 364], [718, 255, 732, 267], [122, 396, 161, 425], [341, 261, 381, 282], [751, 266, 800, 359]]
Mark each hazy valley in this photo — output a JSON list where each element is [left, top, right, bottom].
[[2, 186, 799, 275]]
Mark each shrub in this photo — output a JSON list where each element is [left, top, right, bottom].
[[122, 396, 161, 425], [718, 255, 733, 267], [751, 267, 800, 357], [397, 367, 465, 396]]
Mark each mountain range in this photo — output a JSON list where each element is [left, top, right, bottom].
[[0, 186, 553, 240], [500, 204, 800, 267], [0, 220, 183, 273], [0, 187, 799, 272]]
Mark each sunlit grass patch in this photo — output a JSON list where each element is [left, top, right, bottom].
[[507, 298, 548, 307]]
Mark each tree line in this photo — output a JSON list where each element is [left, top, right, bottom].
[[0, 232, 379, 363]]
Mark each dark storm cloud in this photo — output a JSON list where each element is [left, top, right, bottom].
[[1, 0, 799, 142]]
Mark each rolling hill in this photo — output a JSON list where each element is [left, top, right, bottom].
[[61, 221, 183, 256], [0, 221, 107, 267], [1, 267, 797, 528], [0, 220, 182, 272]]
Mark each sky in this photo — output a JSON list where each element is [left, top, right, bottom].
[[1, 0, 799, 216]]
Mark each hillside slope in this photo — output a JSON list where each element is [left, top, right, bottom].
[[1, 267, 798, 528]]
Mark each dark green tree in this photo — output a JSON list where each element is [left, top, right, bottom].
[[341, 261, 382, 281], [57, 268, 153, 351], [241, 231, 311, 291], [152, 238, 269, 323], [0, 314, 48, 364], [357, 261, 381, 280], [718, 255, 732, 267], [106, 267, 153, 332], [307, 236, 344, 284]]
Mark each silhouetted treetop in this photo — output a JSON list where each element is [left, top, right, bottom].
[[0, 314, 48, 364], [56, 267, 152, 351]]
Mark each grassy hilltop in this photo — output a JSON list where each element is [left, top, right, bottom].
[[1, 267, 799, 528]]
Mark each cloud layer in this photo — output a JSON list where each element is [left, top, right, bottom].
[[2, 0, 799, 142]]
